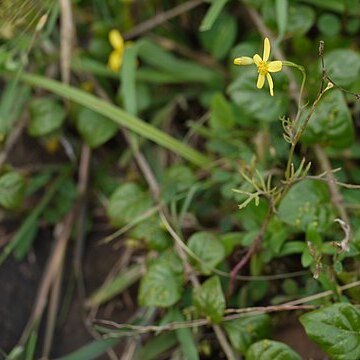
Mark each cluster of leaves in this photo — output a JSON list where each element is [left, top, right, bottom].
[[1, 0, 360, 359]]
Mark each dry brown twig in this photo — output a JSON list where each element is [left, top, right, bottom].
[[59, 0, 75, 85], [95, 278, 360, 336], [123, 0, 204, 40]]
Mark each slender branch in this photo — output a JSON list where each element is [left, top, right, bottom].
[[19, 212, 75, 345], [95, 304, 317, 334], [213, 325, 238, 360], [228, 212, 271, 296], [314, 41, 352, 247], [123, 0, 204, 40], [59, 0, 75, 85], [95, 277, 360, 336], [0, 111, 28, 169]]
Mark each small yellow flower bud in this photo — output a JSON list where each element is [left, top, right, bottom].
[[233, 56, 254, 65], [324, 82, 334, 91]]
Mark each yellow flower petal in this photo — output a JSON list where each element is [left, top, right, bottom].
[[108, 50, 123, 72], [266, 73, 274, 96], [233, 56, 254, 65], [263, 37, 270, 62], [268, 61, 282, 72], [253, 54, 262, 66], [109, 29, 124, 51], [257, 73, 265, 89]]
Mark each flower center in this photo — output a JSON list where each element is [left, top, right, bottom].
[[257, 61, 268, 75]]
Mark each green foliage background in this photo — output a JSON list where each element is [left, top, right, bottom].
[[1, 0, 360, 359]]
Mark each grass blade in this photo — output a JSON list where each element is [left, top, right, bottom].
[[0, 168, 70, 265], [86, 264, 143, 307], [18, 73, 210, 167], [200, 0, 230, 31], [54, 338, 119, 360], [276, 0, 288, 40]]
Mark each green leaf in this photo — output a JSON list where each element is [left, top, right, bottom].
[[306, 222, 322, 248], [0, 169, 69, 265], [209, 93, 236, 131], [129, 215, 171, 251], [276, 0, 288, 39], [71, 56, 117, 79], [86, 264, 143, 307], [0, 80, 30, 138], [193, 275, 225, 324], [300, 0, 356, 14], [138, 332, 178, 360], [29, 98, 66, 137], [107, 183, 153, 228], [158, 249, 184, 275], [278, 180, 333, 231], [138, 40, 220, 85], [246, 339, 302, 360], [282, 278, 299, 295], [318, 13, 341, 36], [286, 5, 315, 35], [55, 338, 119, 360], [324, 50, 360, 87], [301, 90, 355, 149], [18, 73, 211, 166], [0, 171, 26, 209], [345, 17, 360, 35], [268, 217, 289, 254], [76, 107, 118, 148], [165, 308, 199, 360], [300, 303, 360, 360], [188, 231, 225, 275], [138, 261, 183, 307], [239, 281, 269, 307], [221, 232, 245, 256], [199, 11, 237, 60], [200, 0, 230, 31], [13, 221, 39, 260], [228, 68, 288, 122], [43, 178, 78, 224], [223, 314, 272, 354], [121, 44, 140, 115], [277, 241, 305, 257], [161, 165, 196, 202]]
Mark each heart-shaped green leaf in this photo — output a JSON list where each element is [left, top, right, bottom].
[[139, 261, 183, 307], [223, 314, 271, 354], [0, 171, 26, 210], [246, 339, 302, 360], [278, 180, 333, 231], [193, 276, 225, 324], [301, 90, 354, 149], [107, 182, 152, 228], [76, 107, 118, 148], [29, 98, 66, 137], [188, 231, 225, 274], [228, 68, 288, 122], [300, 303, 360, 360]]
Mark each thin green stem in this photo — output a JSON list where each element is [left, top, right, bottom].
[[281, 61, 306, 181], [282, 61, 306, 121], [285, 143, 296, 181]]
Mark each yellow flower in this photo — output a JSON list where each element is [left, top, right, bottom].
[[108, 29, 124, 72], [234, 38, 283, 96]]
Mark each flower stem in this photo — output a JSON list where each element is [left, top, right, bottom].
[[281, 61, 306, 127]]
